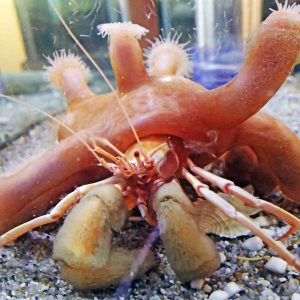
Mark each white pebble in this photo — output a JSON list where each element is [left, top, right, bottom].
[[209, 290, 229, 300], [292, 293, 300, 300], [256, 216, 272, 227], [264, 257, 287, 274], [190, 278, 204, 290], [242, 236, 264, 251], [219, 252, 226, 264], [223, 282, 243, 297], [242, 273, 249, 281], [203, 284, 212, 294], [259, 279, 270, 287], [261, 288, 280, 300], [262, 229, 274, 237], [278, 277, 286, 283]]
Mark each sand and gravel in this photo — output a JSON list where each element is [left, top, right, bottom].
[[0, 75, 299, 299]]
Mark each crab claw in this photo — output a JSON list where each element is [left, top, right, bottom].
[[153, 180, 220, 282], [53, 184, 155, 289], [60, 247, 155, 290]]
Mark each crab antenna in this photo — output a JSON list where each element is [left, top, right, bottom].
[[92, 136, 136, 174], [0, 93, 114, 169], [90, 137, 124, 164], [48, 0, 143, 150], [92, 136, 127, 158]]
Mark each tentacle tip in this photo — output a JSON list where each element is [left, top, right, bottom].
[[269, 0, 300, 17], [43, 49, 90, 89], [144, 32, 193, 78], [97, 22, 149, 40]]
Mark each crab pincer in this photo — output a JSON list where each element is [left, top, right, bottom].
[[53, 184, 155, 290], [153, 180, 220, 282]]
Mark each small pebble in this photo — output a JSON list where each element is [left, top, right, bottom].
[[242, 273, 249, 282], [264, 257, 287, 274], [219, 252, 226, 264], [209, 290, 229, 300], [278, 277, 287, 283], [287, 270, 299, 277], [203, 284, 212, 294], [242, 236, 264, 251], [259, 279, 270, 287], [190, 278, 204, 290], [260, 288, 280, 300], [225, 268, 231, 274], [292, 293, 300, 300], [223, 282, 243, 297], [262, 229, 274, 237], [255, 216, 272, 227]]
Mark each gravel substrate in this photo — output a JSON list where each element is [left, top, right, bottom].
[[0, 75, 300, 299]]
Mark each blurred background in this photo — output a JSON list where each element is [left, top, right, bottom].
[[0, 0, 299, 94]]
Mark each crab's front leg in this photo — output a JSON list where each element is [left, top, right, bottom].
[[53, 184, 155, 290], [153, 180, 220, 282]]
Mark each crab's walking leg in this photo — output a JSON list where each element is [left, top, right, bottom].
[[0, 178, 119, 247], [187, 159, 300, 241], [153, 180, 220, 282], [53, 184, 155, 289], [182, 169, 300, 272]]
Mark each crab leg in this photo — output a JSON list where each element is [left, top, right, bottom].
[[187, 159, 300, 240], [182, 168, 300, 272], [0, 178, 120, 247]]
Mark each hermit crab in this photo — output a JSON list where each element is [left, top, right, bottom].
[[1, 0, 300, 291]]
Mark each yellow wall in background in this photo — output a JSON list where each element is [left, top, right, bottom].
[[0, 0, 27, 72]]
